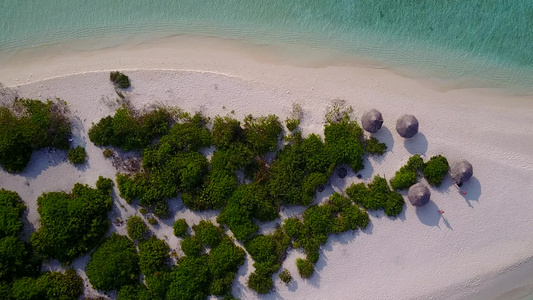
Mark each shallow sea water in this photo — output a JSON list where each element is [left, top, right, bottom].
[[1, 1, 533, 89]]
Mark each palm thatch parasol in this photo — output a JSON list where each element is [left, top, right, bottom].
[[407, 183, 430, 207], [361, 109, 384, 133], [450, 160, 473, 186], [396, 114, 419, 138]]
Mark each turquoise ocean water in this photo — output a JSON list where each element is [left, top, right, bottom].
[[1, 1, 533, 89]]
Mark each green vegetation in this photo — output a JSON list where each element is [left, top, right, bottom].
[[285, 118, 300, 132], [0, 99, 71, 172], [88, 106, 172, 151], [365, 136, 387, 155], [138, 236, 170, 276], [243, 114, 283, 155], [180, 236, 203, 257], [296, 258, 314, 279], [117, 285, 151, 300], [67, 146, 86, 165], [11, 268, 83, 300], [110, 71, 131, 89], [30, 177, 113, 263], [346, 175, 405, 217], [86, 233, 140, 291], [173, 219, 189, 238], [0, 189, 26, 238], [424, 155, 449, 187], [103, 148, 114, 158], [279, 268, 292, 284], [126, 216, 148, 241], [389, 155, 424, 190]]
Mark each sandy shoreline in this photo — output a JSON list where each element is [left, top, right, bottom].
[[0, 36, 532, 299]]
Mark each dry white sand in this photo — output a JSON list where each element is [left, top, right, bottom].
[[1, 36, 533, 300]]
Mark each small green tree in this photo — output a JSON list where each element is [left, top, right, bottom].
[[296, 258, 314, 279], [424, 155, 449, 187], [0, 189, 26, 238], [279, 268, 292, 284], [173, 219, 189, 238], [138, 237, 170, 276], [86, 233, 140, 291], [67, 146, 86, 164], [110, 71, 131, 89], [126, 216, 148, 241]]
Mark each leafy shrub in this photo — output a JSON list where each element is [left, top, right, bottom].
[[389, 155, 425, 190], [11, 269, 83, 300], [268, 133, 332, 205], [212, 116, 245, 149], [208, 237, 246, 296], [67, 146, 86, 164], [89, 107, 172, 151], [126, 216, 148, 241], [0, 236, 30, 281], [86, 233, 140, 291], [424, 155, 449, 187], [173, 219, 189, 238], [0, 189, 26, 238], [243, 114, 283, 155], [182, 170, 237, 210], [117, 285, 151, 300], [346, 175, 404, 217], [30, 180, 113, 263], [96, 176, 114, 193], [166, 256, 210, 300], [193, 220, 224, 248], [247, 266, 273, 294], [138, 237, 170, 276], [147, 217, 158, 225], [285, 118, 300, 131], [110, 71, 131, 89], [279, 268, 292, 284], [0, 99, 71, 172], [180, 236, 203, 257], [365, 136, 387, 155], [296, 258, 314, 278], [145, 271, 172, 300], [324, 114, 366, 172]]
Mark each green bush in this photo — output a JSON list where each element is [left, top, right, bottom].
[[0, 99, 71, 172], [67, 146, 86, 164], [89, 107, 172, 151], [138, 236, 170, 276], [173, 219, 189, 238], [86, 233, 140, 291], [424, 155, 449, 187], [285, 118, 300, 132], [346, 175, 404, 217], [247, 266, 273, 294], [324, 113, 365, 172], [117, 285, 151, 300], [243, 114, 283, 155], [110, 71, 131, 89], [0, 189, 26, 238], [11, 269, 83, 300], [389, 155, 425, 190], [365, 136, 387, 155], [212, 116, 245, 149], [193, 220, 224, 248], [279, 268, 292, 284], [96, 176, 114, 194], [145, 271, 172, 300], [126, 216, 148, 241], [30, 180, 113, 263], [296, 258, 314, 279], [166, 256, 210, 300], [103, 148, 114, 158], [180, 236, 203, 257], [0, 236, 30, 281], [208, 237, 245, 295]]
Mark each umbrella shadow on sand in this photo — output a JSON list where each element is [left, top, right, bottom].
[[403, 132, 428, 155], [460, 177, 481, 207], [415, 200, 452, 230]]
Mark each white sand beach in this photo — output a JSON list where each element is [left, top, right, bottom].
[[1, 36, 532, 299]]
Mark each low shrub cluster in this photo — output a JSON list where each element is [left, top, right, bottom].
[[117, 113, 211, 214], [279, 268, 292, 284], [126, 215, 148, 241], [424, 155, 449, 187], [296, 258, 314, 279], [245, 226, 290, 294], [88, 106, 172, 151], [86, 233, 140, 291], [110, 71, 131, 89], [67, 146, 86, 165], [243, 114, 283, 155], [346, 175, 405, 217], [138, 236, 170, 276], [0, 99, 71, 173], [171, 221, 245, 299], [173, 219, 189, 238], [30, 177, 113, 263], [10, 268, 83, 300], [285, 118, 300, 132], [324, 110, 366, 172], [389, 154, 424, 190], [0, 189, 26, 238], [364, 136, 387, 155]]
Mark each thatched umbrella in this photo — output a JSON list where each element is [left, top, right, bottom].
[[361, 109, 383, 133], [407, 183, 430, 207], [450, 160, 473, 186], [396, 114, 419, 138]]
